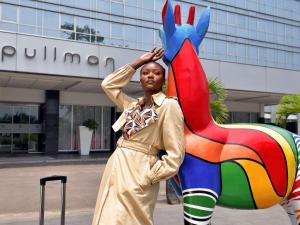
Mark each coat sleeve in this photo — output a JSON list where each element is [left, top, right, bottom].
[[101, 64, 136, 111], [147, 99, 185, 184]]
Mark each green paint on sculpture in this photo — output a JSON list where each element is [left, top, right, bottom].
[[184, 195, 215, 208], [184, 206, 213, 217], [218, 162, 256, 209]]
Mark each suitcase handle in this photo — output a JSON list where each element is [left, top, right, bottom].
[[39, 175, 67, 225], [40, 175, 67, 186]]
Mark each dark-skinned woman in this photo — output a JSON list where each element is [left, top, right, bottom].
[[92, 48, 184, 225]]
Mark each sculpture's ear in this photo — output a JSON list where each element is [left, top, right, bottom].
[[196, 6, 210, 43], [162, 0, 175, 37]]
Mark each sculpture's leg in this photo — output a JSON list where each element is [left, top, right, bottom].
[[179, 154, 221, 225], [281, 199, 298, 225], [281, 134, 300, 225]]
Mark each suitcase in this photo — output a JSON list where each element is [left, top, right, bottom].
[[39, 175, 67, 225]]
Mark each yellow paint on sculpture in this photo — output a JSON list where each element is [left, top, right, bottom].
[[221, 124, 296, 198], [236, 160, 282, 208]]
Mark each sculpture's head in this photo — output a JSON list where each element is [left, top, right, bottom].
[[159, 0, 210, 65]]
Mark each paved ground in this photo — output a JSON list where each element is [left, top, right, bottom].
[[0, 155, 293, 225]]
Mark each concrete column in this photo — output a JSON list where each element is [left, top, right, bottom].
[[297, 113, 300, 135], [44, 90, 59, 154], [258, 104, 265, 123]]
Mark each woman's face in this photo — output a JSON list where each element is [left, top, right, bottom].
[[140, 62, 165, 93]]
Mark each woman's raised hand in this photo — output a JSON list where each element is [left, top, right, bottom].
[[130, 48, 164, 70]]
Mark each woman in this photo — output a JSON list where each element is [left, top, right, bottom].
[[92, 48, 185, 225]]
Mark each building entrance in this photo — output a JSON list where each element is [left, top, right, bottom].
[[0, 103, 42, 153]]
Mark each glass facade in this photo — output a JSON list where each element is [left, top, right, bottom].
[[0, 103, 42, 153], [226, 111, 259, 123], [58, 105, 112, 151], [0, 0, 298, 71]]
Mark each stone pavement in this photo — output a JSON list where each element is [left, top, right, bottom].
[[0, 153, 292, 225]]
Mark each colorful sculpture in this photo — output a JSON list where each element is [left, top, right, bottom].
[[159, 1, 300, 224]]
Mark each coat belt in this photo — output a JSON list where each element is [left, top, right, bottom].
[[117, 138, 159, 156]]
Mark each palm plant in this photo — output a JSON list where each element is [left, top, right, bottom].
[[276, 93, 300, 127], [208, 78, 229, 124]]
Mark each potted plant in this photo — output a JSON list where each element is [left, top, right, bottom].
[[79, 119, 98, 155]]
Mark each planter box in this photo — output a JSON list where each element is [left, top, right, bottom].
[[79, 126, 93, 155]]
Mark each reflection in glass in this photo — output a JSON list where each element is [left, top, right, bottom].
[[13, 106, 30, 124], [91, 35, 104, 43], [76, 17, 90, 34], [59, 105, 111, 151], [30, 106, 40, 124], [102, 107, 111, 150], [0, 133, 11, 152], [93, 107, 102, 150], [76, 33, 90, 42], [60, 30, 75, 40], [61, 14, 74, 31], [12, 133, 28, 151], [0, 105, 12, 123], [28, 133, 39, 152], [73, 105, 95, 150], [97, 20, 109, 38], [59, 105, 72, 150]]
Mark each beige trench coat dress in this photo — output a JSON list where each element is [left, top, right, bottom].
[[92, 64, 185, 225]]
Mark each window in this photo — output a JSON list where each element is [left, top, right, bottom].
[[75, 0, 91, 9], [204, 39, 214, 54], [143, 0, 153, 9], [97, 0, 110, 13], [1, 4, 17, 23], [248, 18, 257, 31], [111, 2, 124, 16], [248, 45, 258, 63], [59, 105, 112, 151], [60, 14, 74, 31], [61, 0, 75, 6], [125, 25, 137, 48], [126, 0, 136, 6], [76, 17, 90, 34], [258, 47, 267, 65], [266, 48, 275, 64], [227, 42, 236, 56], [125, 5, 137, 18], [215, 40, 226, 56], [237, 44, 246, 63], [111, 22, 123, 38], [142, 28, 154, 49], [75, 17, 93, 42], [19, 7, 36, 34], [60, 14, 75, 39], [217, 11, 227, 25], [97, 20, 110, 37], [277, 50, 285, 65], [227, 13, 236, 26], [43, 11, 60, 37]]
